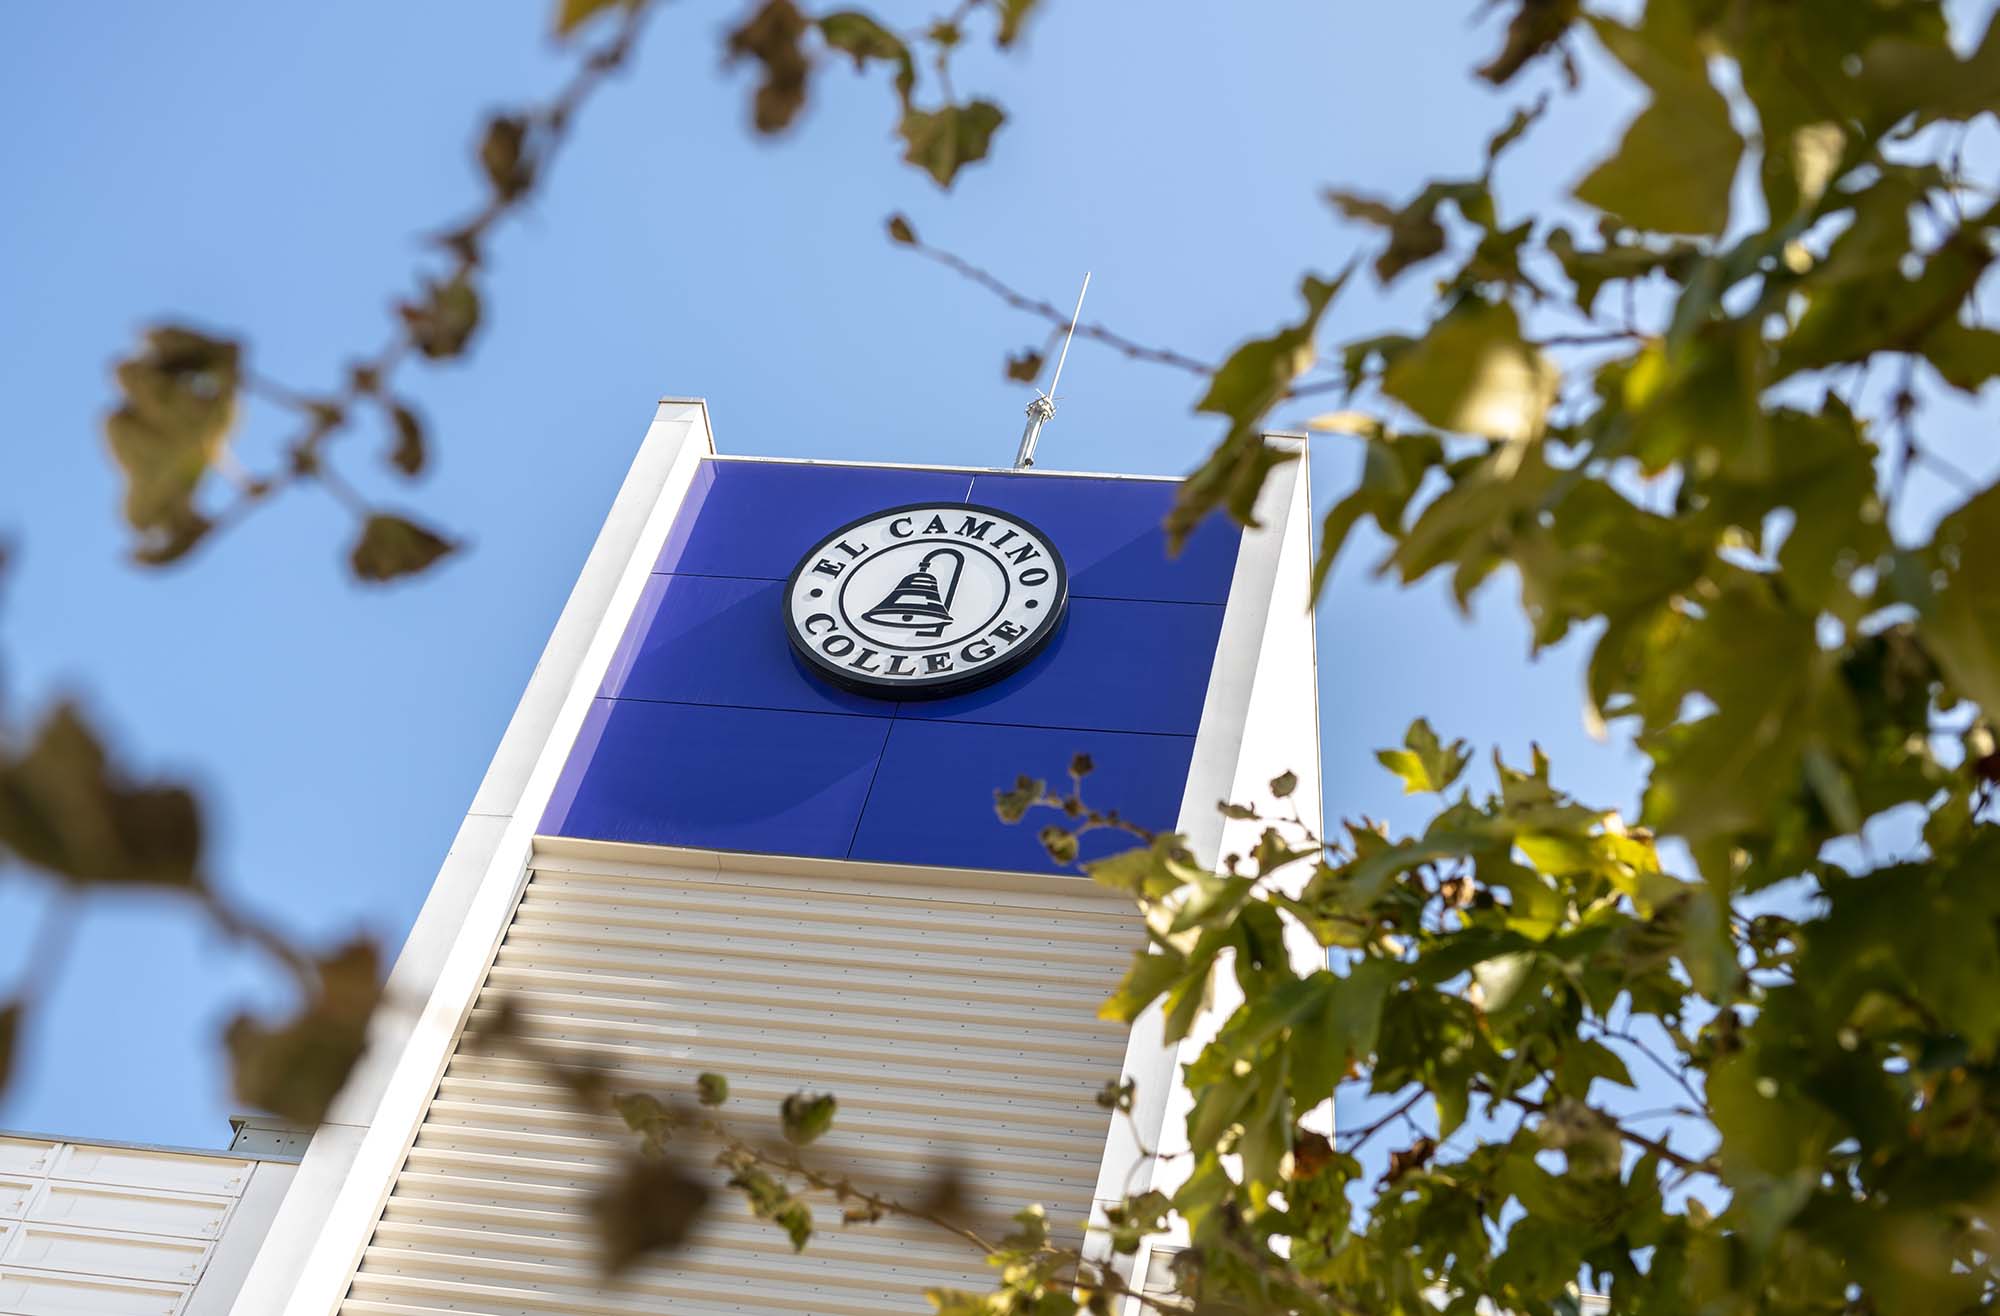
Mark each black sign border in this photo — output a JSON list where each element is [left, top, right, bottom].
[[782, 501, 1069, 700]]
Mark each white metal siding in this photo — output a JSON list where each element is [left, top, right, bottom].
[[343, 854, 1139, 1315], [0, 1137, 268, 1316]]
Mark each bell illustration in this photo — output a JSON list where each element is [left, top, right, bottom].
[[860, 548, 964, 637]]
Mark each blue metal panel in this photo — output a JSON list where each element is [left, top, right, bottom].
[[542, 699, 890, 858], [656, 461, 972, 580], [899, 596, 1222, 736], [849, 719, 1195, 873], [966, 474, 1240, 604], [603, 574, 888, 717]]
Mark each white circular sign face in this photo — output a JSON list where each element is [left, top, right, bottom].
[[783, 502, 1068, 698]]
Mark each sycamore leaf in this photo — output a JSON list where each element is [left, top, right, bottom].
[[899, 100, 1005, 188], [1477, 0, 1581, 85], [1915, 485, 2000, 716], [593, 1154, 711, 1274], [780, 1090, 837, 1145], [1572, 17, 1742, 235], [1381, 300, 1557, 442], [727, 0, 813, 134], [349, 514, 458, 583], [819, 11, 915, 106], [224, 938, 382, 1125], [0, 703, 203, 889], [104, 325, 240, 563], [397, 274, 482, 360], [554, 0, 628, 37], [1375, 718, 1470, 794], [387, 401, 426, 477]]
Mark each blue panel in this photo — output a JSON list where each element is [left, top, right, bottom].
[[966, 474, 1240, 604], [899, 596, 1221, 736], [543, 699, 890, 858], [603, 574, 890, 717], [850, 720, 1194, 873], [656, 461, 973, 580]]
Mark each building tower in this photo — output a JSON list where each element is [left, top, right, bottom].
[[227, 399, 1321, 1315]]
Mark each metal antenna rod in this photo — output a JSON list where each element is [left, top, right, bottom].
[[1014, 272, 1091, 470]]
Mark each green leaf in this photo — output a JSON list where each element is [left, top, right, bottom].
[[1923, 322, 2000, 395], [592, 1153, 711, 1274], [993, 774, 1044, 824], [1375, 718, 1470, 795], [224, 938, 382, 1125], [1100, 947, 1187, 1023], [1913, 485, 2000, 716], [819, 11, 915, 106], [995, 0, 1040, 47], [0, 702, 203, 889], [1572, 17, 1743, 235], [554, 0, 628, 37], [780, 1090, 837, 1145], [1269, 770, 1298, 798], [727, 0, 813, 134], [1476, 0, 1581, 85], [0, 1000, 18, 1097], [1038, 824, 1078, 865], [1380, 299, 1556, 442], [348, 514, 458, 583], [478, 114, 534, 200], [387, 401, 426, 477], [397, 273, 482, 360], [103, 325, 240, 563], [695, 1072, 729, 1106], [898, 100, 1005, 188]]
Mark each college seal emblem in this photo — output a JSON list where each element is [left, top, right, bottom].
[[783, 502, 1067, 697]]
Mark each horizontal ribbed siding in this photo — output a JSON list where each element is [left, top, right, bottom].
[[343, 859, 1136, 1315]]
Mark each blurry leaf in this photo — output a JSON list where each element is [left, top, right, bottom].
[[1546, 226, 1697, 314], [554, 0, 628, 36], [995, 0, 1040, 47], [1922, 323, 2000, 395], [1477, 0, 1581, 85], [1375, 718, 1469, 795], [1382, 300, 1556, 442], [387, 401, 426, 477], [886, 213, 918, 245], [1005, 349, 1044, 383], [0, 1001, 17, 1096], [479, 114, 534, 200], [1915, 485, 2000, 716], [1039, 824, 1078, 864], [593, 1153, 711, 1274], [1070, 752, 1094, 778], [994, 774, 1044, 823], [0, 703, 202, 889], [1270, 770, 1298, 798], [1572, 17, 1742, 235], [1484, 95, 1548, 163], [728, 0, 813, 133], [695, 1071, 729, 1106], [725, 1155, 813, 1249], [780, 1090, 837, 1145], [349, 514, 458, 582], [1327, 188, 1444, 284], [613, 1091, 677, 1154], [398, 274, 482, 360], [224, 938, 381, 1125], [1383, 1135, 1437, 1186], [104, 325, 240, 563], [899, 100, 1005, 188], [819, 11, 915, 105]]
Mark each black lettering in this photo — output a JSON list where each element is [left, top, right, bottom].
[[890, 516, 914, 538], [804, 613, 837, 635], [884, 654, 915, 676], [822, 634, 855, 657], [923, 514, 949, 535], [1019, 566, 1049, 586], [849, 647, 881, 672], [956, 516, 994, 540], [961, 639, 996, 664], [991, 528, 1018, 548], [1006, 543, 1041, 565], [836, 539, 868, 559], [992, 620, 1027, 645], [924, 653, 954, 673], [811, 559, 844, 578]]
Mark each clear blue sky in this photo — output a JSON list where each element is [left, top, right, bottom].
[[0, 0, 1990, 1158]]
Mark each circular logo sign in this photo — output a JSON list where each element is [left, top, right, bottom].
[[784, 502, 1067, 698]]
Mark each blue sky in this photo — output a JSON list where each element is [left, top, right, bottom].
[[0, 0, 1991, 1163]]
